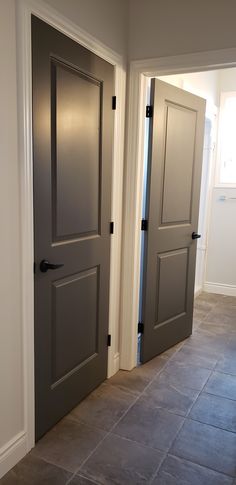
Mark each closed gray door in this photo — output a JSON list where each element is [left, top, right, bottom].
[[32, 16, 114, 439], [141, 79, 206, 363]]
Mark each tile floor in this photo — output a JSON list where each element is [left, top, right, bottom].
[[1, 292, 236, 484]]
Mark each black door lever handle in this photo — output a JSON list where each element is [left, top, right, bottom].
[[192, 232, 201, 240], [40, 259, 64, 273]]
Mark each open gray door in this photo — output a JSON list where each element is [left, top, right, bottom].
[[141, 78, 206, 363], [32, 16, 114, 439]]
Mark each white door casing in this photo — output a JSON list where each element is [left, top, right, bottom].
[[120, 49, 236, 371]]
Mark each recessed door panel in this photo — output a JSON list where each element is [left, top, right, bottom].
[[32, 16, 114, 439], [156, 249, 188, 326], [52, 61, 102, 241], [162, 104, 196, 225], [141, 79, 205, 363], [52, 267, 99, 384]]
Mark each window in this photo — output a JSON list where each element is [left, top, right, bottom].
[[216, 92, 236, 186]]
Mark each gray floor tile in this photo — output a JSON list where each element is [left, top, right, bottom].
[[218, 296, 236, 306], [193, 308, 208, 320], [163, 360, 211, 390], [69, 382, 135, 431], [197, 322, 231, 337], [216, 351, 236, 376], [107, 370, 150, 396], [212, 304, 236, 318], [189, 392, 236, 432], [196, 292, 224, 304], [153, 454, 234, 485], [3, 291, 236, 484], [0, 455, 71, 484], [204, 312, 236, 327], [170, 344, 218, 370], [160, 341, 184, 359], [32, 416, 106, 472], [204, 371, 236, 400], [228, 335, 236, 352], [194, 299, 213, 313], [108, 356, 167, 396], [69, 475, 99, 484], [185, 331, 227, 353], [141, 371, 199, 416], [113, 400, 184, 452], [171, 419, 236, 476], [80, 433, 165, 484]]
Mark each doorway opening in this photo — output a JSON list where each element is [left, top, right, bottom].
[[138, 67, 236, 365]]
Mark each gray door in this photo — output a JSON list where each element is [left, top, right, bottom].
[[32, 16, 114, 439], [141, 79, 206, 363]]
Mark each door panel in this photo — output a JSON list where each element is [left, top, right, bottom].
[[32, 16, 114, 439], [52, 60, 101, 240], [162, 104, 196, 224], [141, 79, 205, 363]]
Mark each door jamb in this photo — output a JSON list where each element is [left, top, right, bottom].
[[16, 0, 126, 452], [120, 48, 236, 371]]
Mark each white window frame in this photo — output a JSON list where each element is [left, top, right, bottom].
[[215, 91, 236, 188]]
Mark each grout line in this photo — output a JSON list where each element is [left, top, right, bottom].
[[148, 451, 167, 485], [149, 300, 225, 483], [166, 452, 236, 480], [185, 414, 236, 435], [66, 340, 187, 483], [59, 295, 236, 484]]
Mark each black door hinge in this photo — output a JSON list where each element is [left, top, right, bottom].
[[112, 96, 117, 110], [107, 334, 111, 346], [110, 221, 114, 234], [146, 105, 153, 118], [138, 322, 144, 334], [34, 262, 36, 274], [141, 219, 148, 231]]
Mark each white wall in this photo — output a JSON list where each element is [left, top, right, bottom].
[[45, 0, 128, 58], [0, 0, 24, 469], [205, 68, 236, 295], [129, 0, 236, 60], [206, 188, 236, 294], [0, 0, 127, 478], [218, 67, 236, 92]]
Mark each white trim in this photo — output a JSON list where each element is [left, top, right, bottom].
[[120, 48, 236, 370], [0, 432, 27, 479], [15, 0, 125, 469], [204, 282, 236, 297]]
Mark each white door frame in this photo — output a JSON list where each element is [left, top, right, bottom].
[[16, 0, 126, 451], [120, 48, 236, 371]]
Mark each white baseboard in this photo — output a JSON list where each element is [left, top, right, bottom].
[[107, 351, 120, 379], [0, 431, 27, 479], [204, 282, 236, 297]]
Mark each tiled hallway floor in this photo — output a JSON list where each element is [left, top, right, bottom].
[[2, 292, 236, 484]]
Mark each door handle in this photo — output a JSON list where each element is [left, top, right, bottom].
[[192, 232, 201, 240], [40, 259, 64, 273]]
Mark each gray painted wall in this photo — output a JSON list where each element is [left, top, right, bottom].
[[45, 0, 128, 58], [129, 0, 236, 60]]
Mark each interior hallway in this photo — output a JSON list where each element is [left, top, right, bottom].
[[1, 292, 236, 484]]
